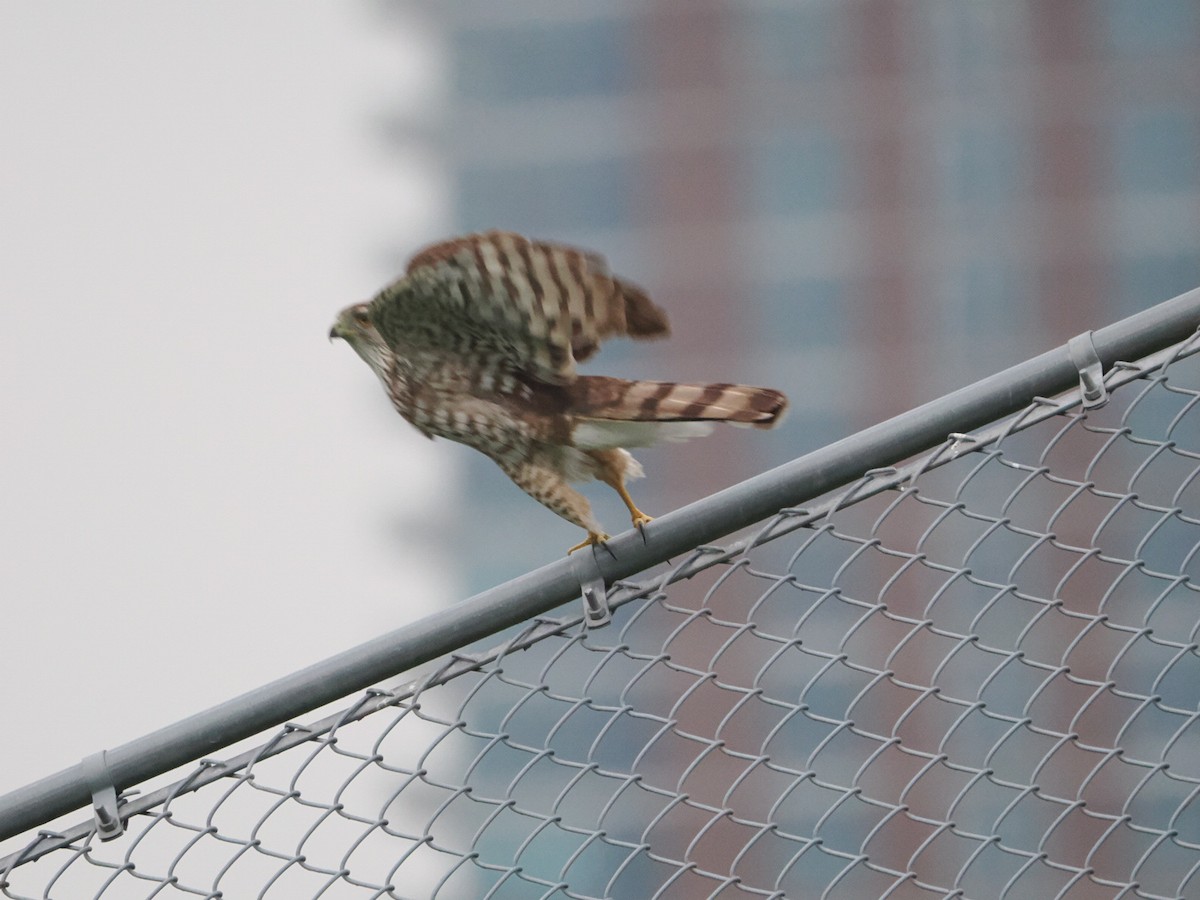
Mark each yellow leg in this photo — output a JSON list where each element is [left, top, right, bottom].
[[612, 480, 653, 528], [568, 530, 610, 554], [589, 449, 654, 531]]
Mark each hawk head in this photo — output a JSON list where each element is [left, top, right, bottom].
[[330, 303, 393, 378]]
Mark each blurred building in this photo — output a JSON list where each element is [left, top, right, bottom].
[[395, 1, 1200, 589]]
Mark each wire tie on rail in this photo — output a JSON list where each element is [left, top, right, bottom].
[[573, 543, 611, 628], [1068, 330, 1108, 408], [81, 751, 124, 841]]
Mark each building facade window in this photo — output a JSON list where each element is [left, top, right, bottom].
[[1112, 110, 1199, 195], [454, 19, 630, 102], [457, 157, 634, 234], [748, 128, 845, 216]]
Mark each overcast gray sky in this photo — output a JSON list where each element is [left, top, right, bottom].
[[0, 1, 455, 819]]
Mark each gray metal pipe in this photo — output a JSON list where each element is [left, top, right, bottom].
[[2, 286, 1198, 844]]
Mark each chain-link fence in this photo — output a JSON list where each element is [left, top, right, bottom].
[[4, 290, 1200, 899]]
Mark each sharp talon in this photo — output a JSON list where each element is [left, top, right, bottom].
[[633, 515, 651, 544], [568, 531, 609, 555], [631, 511, 653, 543]]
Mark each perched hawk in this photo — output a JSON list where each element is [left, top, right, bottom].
[[331, 231, 787, 553]]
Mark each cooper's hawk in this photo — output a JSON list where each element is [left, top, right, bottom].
[[331, 230, 787, 553]]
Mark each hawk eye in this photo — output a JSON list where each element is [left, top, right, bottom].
[[353, 308, 370, 324]]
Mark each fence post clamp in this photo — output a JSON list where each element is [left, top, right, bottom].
[[82, 751, 124, 841], [1068, 330, 1108, 408], [573, 544, 611, 628]]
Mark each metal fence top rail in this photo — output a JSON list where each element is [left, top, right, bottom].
[[2, 286, 1199, 846]]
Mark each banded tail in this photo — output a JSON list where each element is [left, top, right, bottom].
[[569, 376, 788, 450]]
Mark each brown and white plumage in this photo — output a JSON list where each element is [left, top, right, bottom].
[[331, 230, 787, 552]]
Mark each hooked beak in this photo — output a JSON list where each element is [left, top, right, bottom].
[[329, 324, 342, 342]]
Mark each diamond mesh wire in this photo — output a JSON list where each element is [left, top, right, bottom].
[[5, 331, 1200, 900]]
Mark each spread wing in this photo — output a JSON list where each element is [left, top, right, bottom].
[[368, 230, 669, 385]]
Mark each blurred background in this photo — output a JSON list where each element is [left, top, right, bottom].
[[2, 0, 1200, 839], [434, 0, 1200, 586]]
